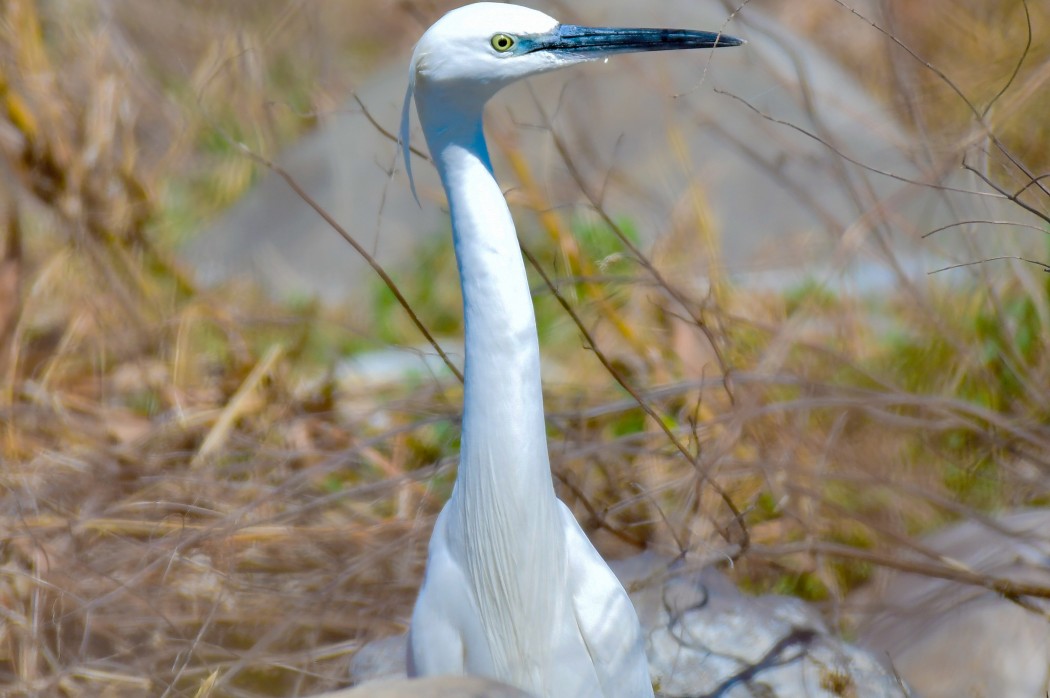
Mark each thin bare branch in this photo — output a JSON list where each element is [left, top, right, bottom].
[[927, 256, 1050, 275], [520, 242, 750, 559], [921, 219, 1048, 240], [233, 142, 464, 383]]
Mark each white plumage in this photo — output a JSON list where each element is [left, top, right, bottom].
[[400, 5, 742, 696]]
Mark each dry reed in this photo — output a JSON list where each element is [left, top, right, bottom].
[[1, 1, 1048, 696]]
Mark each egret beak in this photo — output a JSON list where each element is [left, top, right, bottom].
[[527, 24, 744, 56]]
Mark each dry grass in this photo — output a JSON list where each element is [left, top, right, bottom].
[[1, 0, 1049, 696]]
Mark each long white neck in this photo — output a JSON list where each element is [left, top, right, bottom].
[[417, 89, 564, 679], [419, 93, 559, 519]]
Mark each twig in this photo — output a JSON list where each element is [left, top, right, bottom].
[[520, 242, 750, 558], [233, 142, 464, 383], [751, 540, 1050, 603], [921, 219, 1048, 240], [533, 98, 736, 403], [715, 89, 1002, 199], [927, 256, 1050, 275], [351, 93, 431, 164], [192, 343, 284, 468], [831, 0, 1048, 204]]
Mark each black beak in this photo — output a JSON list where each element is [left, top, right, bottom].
[[530, 24, 744, 56]]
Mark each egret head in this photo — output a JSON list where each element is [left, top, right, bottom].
[[409, 2, 742, 98], [400, 2, 743, 199], [410, 4, 563, 95]]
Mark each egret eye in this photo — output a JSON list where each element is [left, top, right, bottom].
[[490, 33, 516, 53]]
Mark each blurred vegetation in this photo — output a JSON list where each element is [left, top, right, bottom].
[[776, 0, 1050, 188], [0, 0, 1048, 696]]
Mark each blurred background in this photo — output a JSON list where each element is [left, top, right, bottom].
[[1, 0, 1048, 696]]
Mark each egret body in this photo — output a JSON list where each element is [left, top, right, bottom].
[[400, 5, 742, 696]]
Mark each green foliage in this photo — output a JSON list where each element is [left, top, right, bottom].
[[751, 490, 782, 524], [369, 229, 463, 343], [783, 277, 840, 316], [825, 521, 876, 590], [125, 388, 163, 417], [572, 215, 641, 273], [876, 271, 1049, 500], [971, 280, 1047, 410], [942, 459, 1003, 509], [409, 421, 461, 471], [366, 217, 645, 351], [610, 407, 646, 438], [891, 274, 1048, 412], [751, 569, 831, 602]]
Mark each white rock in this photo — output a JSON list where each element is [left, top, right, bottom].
[[857, 509, 1050, 698]]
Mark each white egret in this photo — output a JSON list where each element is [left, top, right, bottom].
[[399, 4, 742, 697]]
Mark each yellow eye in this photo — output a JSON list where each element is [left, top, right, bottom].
[[490, 33, 515, 53]]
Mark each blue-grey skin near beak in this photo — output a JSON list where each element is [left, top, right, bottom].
[[522, 24, 744, 56]]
